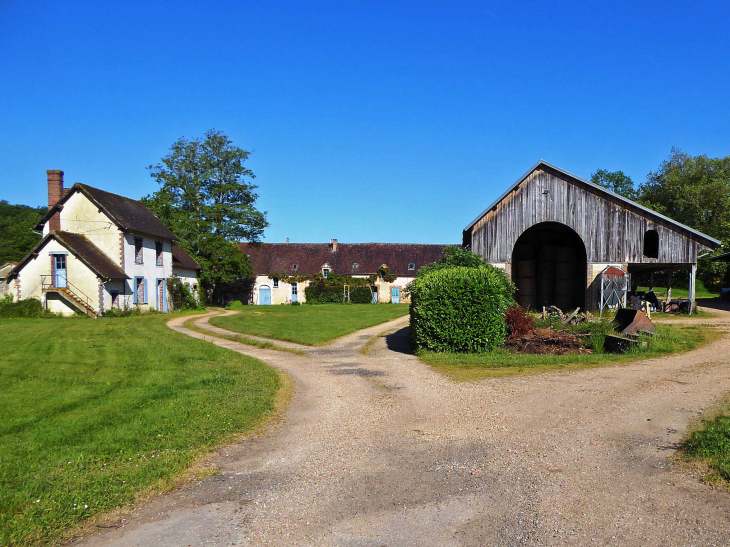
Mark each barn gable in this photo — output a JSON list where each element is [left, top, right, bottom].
[[464, 161, 719, 265], [463, 161, 720, 312]]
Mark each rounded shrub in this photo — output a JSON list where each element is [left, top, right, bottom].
[[409, 265, 515, 352]]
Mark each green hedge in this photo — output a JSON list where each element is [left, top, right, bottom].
[[350, 286, 373, 304], [409, 266, 514, 352], [304, 281, 344, 303]]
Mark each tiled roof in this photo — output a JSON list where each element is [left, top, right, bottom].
[[172, 245, 200, 270], [36, 183, 178, 241], [240, 242, 450, 277], [7, 231, 129, 280]]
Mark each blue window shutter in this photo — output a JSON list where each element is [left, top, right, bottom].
[[143, 279, 149, 304], [133, 277, 138, 304], [162, 279, 168, 313]]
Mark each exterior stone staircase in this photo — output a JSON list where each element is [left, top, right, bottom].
[[41, 275, 99, 318]]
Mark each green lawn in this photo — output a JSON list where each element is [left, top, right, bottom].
[[637, 284, 719, 300], [210, 303, 410, 346], [0, 314, 280, 546], [684, 404, 730, 484], [419, 323, 718, 381]]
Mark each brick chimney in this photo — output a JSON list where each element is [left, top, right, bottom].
[[330, 238, 338, 252], [47, 170, 64, 232], [286, 237, 289, 245]]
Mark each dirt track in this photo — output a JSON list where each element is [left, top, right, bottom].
[[74, 305, 730, 546]]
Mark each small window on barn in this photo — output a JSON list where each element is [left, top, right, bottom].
[[408, 263, 416, 271], [134, 238, 144, 264], [155, 241, 163, 266], [273, 277, 279, 288], [643, 230, 659, 259], [292, 264, 298, 270]]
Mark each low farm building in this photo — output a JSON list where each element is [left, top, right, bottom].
[[462, 160, 721, 312], [240, 240, 447, 305]]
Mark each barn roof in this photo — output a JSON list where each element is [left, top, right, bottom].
[[35, 183, 178, 241], [240, 242, 449, 277], [463, 160, 721, 247]]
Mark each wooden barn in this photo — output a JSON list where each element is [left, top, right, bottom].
[[462, 160, 721, 312]]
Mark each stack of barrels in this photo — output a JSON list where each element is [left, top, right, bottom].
[[513, 243, 537, 309], [553, 246, 578, 310]]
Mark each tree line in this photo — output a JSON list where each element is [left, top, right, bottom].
[[2, 141, 729, 299], [591, 148, 730, 288]]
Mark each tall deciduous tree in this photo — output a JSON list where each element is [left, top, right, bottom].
[[637, 148, 730, 287], [590, 169, 637, 200], [143, 130, 268, 302]]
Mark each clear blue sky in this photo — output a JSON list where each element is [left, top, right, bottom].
[[2, 1, 728, 244]]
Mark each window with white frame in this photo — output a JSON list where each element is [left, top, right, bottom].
[[273, 277, 279, 288], [291, 283, 298, 296], [322, 268, 330, 278]]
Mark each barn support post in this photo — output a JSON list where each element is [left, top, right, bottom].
[[650, 271, 655, 291], [689, 264, 697, 314], [666, 271, 672, 303]]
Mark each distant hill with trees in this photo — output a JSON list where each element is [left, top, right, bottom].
[[0, 201, 45, 264]]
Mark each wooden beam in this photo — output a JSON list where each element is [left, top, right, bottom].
[[689, 263, 697, 314], [666, 271, 672, 303]]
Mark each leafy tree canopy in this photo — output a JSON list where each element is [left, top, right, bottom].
[[590, 168, 637, 200], [637, 148, 730, 288], [417, 245, 487, 277], [638, 148, 730, 244], [0, 201, 46, 264], [143, 129, 268, 301]]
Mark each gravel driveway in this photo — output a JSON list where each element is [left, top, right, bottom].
[[74, 306, 730, 546]]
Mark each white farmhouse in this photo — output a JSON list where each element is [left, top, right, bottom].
[[5, 170, 199, 316]]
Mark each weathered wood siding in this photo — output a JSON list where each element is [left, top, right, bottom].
[[468, 166, 710, 264]]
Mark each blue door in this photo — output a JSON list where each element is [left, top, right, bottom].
[[391, 287, 400, 304], [259, 286, 271, 305], [372, 290, 378, 304], [291, 282, 298, 303], [53, 254, 67, 288]]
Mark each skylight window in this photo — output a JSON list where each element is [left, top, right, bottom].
[[408, 263, 416, 271], [292, 264, 298, 270]]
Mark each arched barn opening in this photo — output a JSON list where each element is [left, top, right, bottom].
[[512, 222, 587, 311]]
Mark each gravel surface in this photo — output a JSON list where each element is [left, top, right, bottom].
[[73, 306, 730, 546]]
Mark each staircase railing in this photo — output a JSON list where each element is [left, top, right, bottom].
[[41, 275, 98, 315]]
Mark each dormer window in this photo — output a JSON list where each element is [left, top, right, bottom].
[[134, 237, 144, 264], [322, 268, 330, 279], [408, 263, 416, 271], [292, 264, 298, 270]]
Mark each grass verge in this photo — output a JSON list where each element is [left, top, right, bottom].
[[419, 323, 720, 381], [210, 303, 410, 346], [183, 317, 307, 355], [682, 401, 730, 487], [0, 313, 280, 546]]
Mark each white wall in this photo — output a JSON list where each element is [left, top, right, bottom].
[[16, 238, 101, 315], [251, 274, 414, 305], [122, 233, 173, 311]]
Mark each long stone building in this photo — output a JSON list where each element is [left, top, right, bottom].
[[462, 160, 720, 312]]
